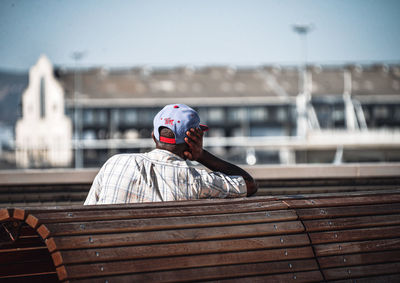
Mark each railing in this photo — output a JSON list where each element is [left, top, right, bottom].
[[1, 163, 399, 185], [0, 163, 399, 207]]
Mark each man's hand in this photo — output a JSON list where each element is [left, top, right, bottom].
[[184, 127, 258, 196], [184, 128, 204, 161]]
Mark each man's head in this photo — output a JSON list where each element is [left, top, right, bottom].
[[152, 104, 208, 157], [153, 104, 208, 144]]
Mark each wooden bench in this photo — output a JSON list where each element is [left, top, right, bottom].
[[284, 190, 400, 282], [1, 189, 400, 282]]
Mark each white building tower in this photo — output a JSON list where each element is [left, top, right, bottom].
[[15, 55, 72, 168]]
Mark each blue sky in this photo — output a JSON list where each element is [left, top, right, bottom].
[[0, 0, 399, 71]]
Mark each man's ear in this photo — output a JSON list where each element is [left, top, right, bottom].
[[151, 131, 156, 143]]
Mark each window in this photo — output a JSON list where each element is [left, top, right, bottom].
[[332, 108, 345, 121], [83, 109, 94, 125], [83, 130, 96, 140], [373, 106, 389, 119], [249, 107, 267, 121], [124, 109, 137, 124], [394, 106, 400, 121], [276, 107, 287, 122], [251, 126, 284, 137], [197, 108, 208, 123], [97, 109, 108, 125], [232, 127, 246, 137], [139, 108, 159, 125], [228, 107, 246, 122], [313, 100, 345, 129], [40, 77, 46, 118], [208, 108, 225, 123], [208, 128, 225, 138], [250, 126, 268, 137], [111, 109, 120, 125]]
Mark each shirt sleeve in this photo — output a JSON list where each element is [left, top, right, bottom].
[[84, 168, 103, 205], [196, 170, 247, 198]]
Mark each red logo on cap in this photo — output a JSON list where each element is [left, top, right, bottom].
[[164, 118, 174, 125]]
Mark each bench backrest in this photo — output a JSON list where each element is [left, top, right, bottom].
[[1, 189, 400, 282]]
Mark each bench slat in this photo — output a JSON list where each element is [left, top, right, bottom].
[[303, 214, 400, 231], [208, 270, 324, 283], [0, 259, 55, 278], [18, 224, 38, 237], [51, 234, 310, 266], [259, 185, 400, 196], [314, 238, 400, 257], [328, 273, 400, 283], [37, 209, 298, 238], [24, 201, 287, 228], [56, 246, 315, 280], [310, 225, 400, 244], [284, 194, 400, 208], [0, 236, 44, 250], [323, 262, 400, 281], [318, 249, 400, 269], [0, 247, 49, 264], [68, 259, 320, 283], [276, 188, 400, 200], [12, 196, 278, 220], [45, 220, 305, 252], [0, 272, 59, 283], [296, 203, 400, 220], [0, 191, 87, 203]]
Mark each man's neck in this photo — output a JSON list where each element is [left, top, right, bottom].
[[155, 145, 186, 160]]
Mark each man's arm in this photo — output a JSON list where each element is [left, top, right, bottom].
[[184, 128, 258, 196]]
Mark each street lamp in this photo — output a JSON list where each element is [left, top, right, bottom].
[[292, 23, 314, 66], [71, 51, 86, 168], [292, 24, 314, 138]]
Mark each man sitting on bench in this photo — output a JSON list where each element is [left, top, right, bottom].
[[84, 104, 258, 204]]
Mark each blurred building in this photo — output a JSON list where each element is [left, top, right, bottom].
[[13, 55, 400, 168], [15, 55, 72, 168]]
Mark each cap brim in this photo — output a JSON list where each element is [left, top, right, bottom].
[[199, 124, 209, 132]]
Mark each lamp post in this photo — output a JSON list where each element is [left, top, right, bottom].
[[292, 24, 314, 67], [292, 23, 314, 94], [292, 24, 314, 138], [71, 51, 86, 168]]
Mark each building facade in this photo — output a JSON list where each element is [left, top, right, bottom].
[[15, 56, 400, 168]]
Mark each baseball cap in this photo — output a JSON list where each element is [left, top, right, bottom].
[[153, 104, 208, 144]]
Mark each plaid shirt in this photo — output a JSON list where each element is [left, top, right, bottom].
[[84, 149, 247, 204]]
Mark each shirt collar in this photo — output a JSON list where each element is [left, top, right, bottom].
[[149, 148, 186, 162]]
